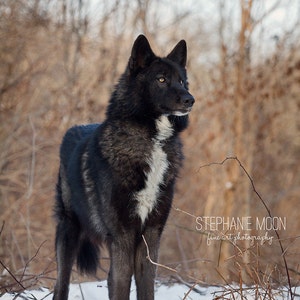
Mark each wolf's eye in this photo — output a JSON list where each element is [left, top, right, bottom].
[[179, 79, 184, 86], [157, 77, 166, 83]]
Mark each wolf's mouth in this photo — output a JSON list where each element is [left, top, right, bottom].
[[171, 107, 193, 116], [159, 99, 194, 116]]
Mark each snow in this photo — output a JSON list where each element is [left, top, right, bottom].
[[0, 281, 299, 299], [0, 281, 208, 300]]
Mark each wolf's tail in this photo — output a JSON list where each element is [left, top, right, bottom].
[[77, 238, 100, 275]]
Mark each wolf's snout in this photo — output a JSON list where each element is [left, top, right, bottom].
[[181, 94, 195, 108]]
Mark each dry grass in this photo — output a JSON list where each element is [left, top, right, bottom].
[[0, 0, 299, 298]]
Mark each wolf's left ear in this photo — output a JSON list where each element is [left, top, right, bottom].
[[129, 35, 156, 74], [167, 40, 187, 67]]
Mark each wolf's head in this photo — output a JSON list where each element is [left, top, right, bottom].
[[108, 35, 194, 128], [129, 35, 194, 116]]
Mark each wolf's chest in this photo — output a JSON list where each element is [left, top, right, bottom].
[[135, 116, 173, 224]]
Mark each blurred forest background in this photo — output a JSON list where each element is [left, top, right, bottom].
[[0, 0, 299, 294]]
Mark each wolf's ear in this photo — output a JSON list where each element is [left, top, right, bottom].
[[167, 40, 187, 67], [129, 35, 156, 73]]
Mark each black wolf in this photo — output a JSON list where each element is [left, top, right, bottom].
[[53, 35, 194, 300]]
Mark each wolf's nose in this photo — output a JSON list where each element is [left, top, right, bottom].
[[181, 94, 195, 107]]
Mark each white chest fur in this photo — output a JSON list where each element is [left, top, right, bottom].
[[135, 116, 173, 223]]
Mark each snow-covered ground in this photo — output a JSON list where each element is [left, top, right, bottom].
[[0, 281, 299, 299]]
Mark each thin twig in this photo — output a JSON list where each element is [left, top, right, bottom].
[[142, 235, 178, 273], [172, 206, 197, 219], [26, 115, 36, 200], [0, 221, 4, 236], [183, 282, 199, 300], [0, 260, 25, 290], [20, 240, 47, 283], [25, 116, 37, 260], [142, 235, 207, 297], [79, 283, 85, 300], [174, 274, 206, 295]]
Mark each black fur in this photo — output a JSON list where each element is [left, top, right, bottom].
[[53, 35, 194, 300]]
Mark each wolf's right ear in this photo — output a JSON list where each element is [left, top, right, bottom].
[[129, 35, 156, 74], [167, 40, 187, 67]]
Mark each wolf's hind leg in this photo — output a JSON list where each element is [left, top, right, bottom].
[[53, 218, 79, 300]]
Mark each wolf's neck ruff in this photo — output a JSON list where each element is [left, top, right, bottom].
[[135, 115, 173, 223], [155, 115, 174, 140]]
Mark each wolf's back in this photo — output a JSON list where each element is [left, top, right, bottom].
[[59, 124, 100, 168]]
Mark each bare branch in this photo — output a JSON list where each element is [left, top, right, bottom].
[[0, 260, 25, 291], [142, 234, 178, 274]]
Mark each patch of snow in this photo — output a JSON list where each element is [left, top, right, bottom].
[[0, 281, 299, 299]]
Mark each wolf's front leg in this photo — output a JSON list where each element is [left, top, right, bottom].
[[134, 228, 161, 300], [107, 233, 135, 300]]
